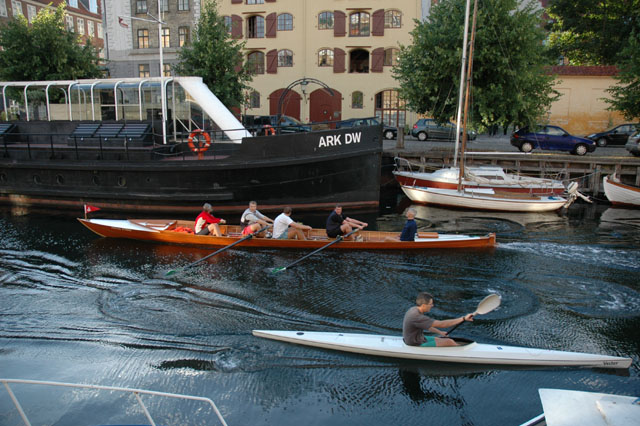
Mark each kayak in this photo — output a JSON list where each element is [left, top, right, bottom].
[[252, 330, 632, 369], [78, 218, 496, 250]]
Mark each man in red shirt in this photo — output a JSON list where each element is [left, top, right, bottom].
[[195, 203, 226, 236]]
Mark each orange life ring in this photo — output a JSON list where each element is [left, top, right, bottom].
[[188, 130, 211, 153], [263, 125, 276, 136]]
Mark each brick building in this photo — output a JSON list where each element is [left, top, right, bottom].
[[0, 0, 104, 53]]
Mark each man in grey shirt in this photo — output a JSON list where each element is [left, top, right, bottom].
[[402, 292, 473, 347]]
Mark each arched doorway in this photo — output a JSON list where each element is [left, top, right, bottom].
[[375, 89, 406, 128], [310, 88, 342, 127], [268, 89, 302, 120]]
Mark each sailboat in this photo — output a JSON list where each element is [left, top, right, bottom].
[[397, 0, 584, 212], [603, 174, 640, 207]]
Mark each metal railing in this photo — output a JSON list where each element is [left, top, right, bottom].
[[1, 378, 228, 426]]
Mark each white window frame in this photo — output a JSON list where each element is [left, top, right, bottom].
[[77, 17, 85, 35], [11, 1, 23, 18]]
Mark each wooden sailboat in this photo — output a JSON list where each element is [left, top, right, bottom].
[[603, 174, 640, 207], [398, 0, 581, 212]]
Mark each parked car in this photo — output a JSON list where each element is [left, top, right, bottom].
[[586, 123, 640, 147], [625, 131, 640, 157], [510, 125, 596, 156], [336, 117, 397, 140], [411, 118, 476, 141], [242, 114, 311, 135]]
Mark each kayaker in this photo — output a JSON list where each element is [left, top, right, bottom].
[[241, 201, 273, 237], [194, 203, 226, 236], [403, 292, 474, 347], [325, 205, 368, 241], [272, 206, 312, 240]]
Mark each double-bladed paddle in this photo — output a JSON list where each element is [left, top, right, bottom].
[[165, 225, 270, 277], [270, 228, 361, 274], [446, 293, 501, 336]]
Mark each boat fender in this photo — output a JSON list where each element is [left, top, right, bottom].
[[188, 130, 211, 153], [263, 125, 276, 136]]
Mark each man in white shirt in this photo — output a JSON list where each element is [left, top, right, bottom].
[[273, 206, 312, 240], [240, 201, 273, 236]]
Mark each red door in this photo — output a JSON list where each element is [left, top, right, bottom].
[[310, 88, 341, 128], [269, 89, 302, 120]]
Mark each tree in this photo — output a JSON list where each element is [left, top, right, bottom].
[[546, 0, 640, 66], [0, 4, 102, 81], [394, 0, 558, 130], [606, 30, 640, 120], [174, 0, 252, 109]]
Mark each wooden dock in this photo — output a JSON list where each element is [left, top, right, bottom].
[[383, 149, 640, 197]]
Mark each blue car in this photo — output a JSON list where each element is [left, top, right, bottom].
[[510, 125, 596, 156]]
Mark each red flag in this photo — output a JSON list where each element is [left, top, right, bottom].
[[118, 17, 129, 28], [84, 204, 101, 214]]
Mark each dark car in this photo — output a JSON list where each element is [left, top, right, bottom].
[[586, 123, 640, 147], [510, 125, 596, 156], [625, 131, 640, 157], [243, 114, 311, 135], [411, 118, 476, 141], [336, 117, 397, 140]]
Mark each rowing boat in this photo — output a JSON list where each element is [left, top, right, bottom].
[[78, 218, 496, 250], [252, 330, 632, 369]]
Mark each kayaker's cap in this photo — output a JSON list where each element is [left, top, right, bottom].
[[203, 203, 213, 212]]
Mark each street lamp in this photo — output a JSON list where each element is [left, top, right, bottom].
[[119, 0, 167, 144]]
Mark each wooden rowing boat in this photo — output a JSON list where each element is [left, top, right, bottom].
[[78, 218, 496, 250], [252, 330, 632, 369]]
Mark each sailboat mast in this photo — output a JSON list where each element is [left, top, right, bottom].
[[453, 0, 473, 167], [457, 0, 479, 191]]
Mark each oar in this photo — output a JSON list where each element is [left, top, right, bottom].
[[446, 293, 501, 336], [165, 225, 270, 277], [270, 228, 361, 274]]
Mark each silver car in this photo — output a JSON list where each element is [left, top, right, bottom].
[[625, 131, 640, 157], [411, 118, 476, 141]]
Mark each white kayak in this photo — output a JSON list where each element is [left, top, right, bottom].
[[252, 330, 632, 369]]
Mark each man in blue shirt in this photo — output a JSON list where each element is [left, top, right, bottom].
[[399, 207, 418, 241]]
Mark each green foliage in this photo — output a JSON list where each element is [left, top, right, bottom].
[[174, 0, 252, 109], [606, 30, 640, 120], [394, 0, 558, 130], [546, 0, 640, 66], [0, 4, 102, 81]]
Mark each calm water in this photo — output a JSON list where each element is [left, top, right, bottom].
[[0, 203, 639, 425]]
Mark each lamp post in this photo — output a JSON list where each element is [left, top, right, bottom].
[[119, 0, 167, 144]]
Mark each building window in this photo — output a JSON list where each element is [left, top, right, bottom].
[[65, 15, 74, 31], [178, 0, 189, 11], [136, 0, 147, 14], [277, 13, 293, 31], [375, 89, 406, 128], [162, 28, 170, 48], [318, 11, 333, 30], [247, 16, 264, 38], [138, 64, 150, 78], [349, 49, 369, 73], [278, 49, 293, 67], [247, 51, 265, 74], [179, 27, 190, 46], [0, 2, 7, 17], [11, 1, 22, 18], [26, 4, 36, 23], [246, 0, 264, 4], [97, 22, 103, 39], [88, 21, 95, 38], [384, 10, 402, 28], [349, 12, 370, 37], [352, 91, 363, 109], [159, 0, 168, 12], [163, 64, 171, 77], [384, 48, 399, 66], [249, 91, 260, 108], [68, 0, 77, 7], [318, 49, 333, 67], [223, 16, 232, 34], [138, 29, 149, 49], [77, 17, 85, 35]]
